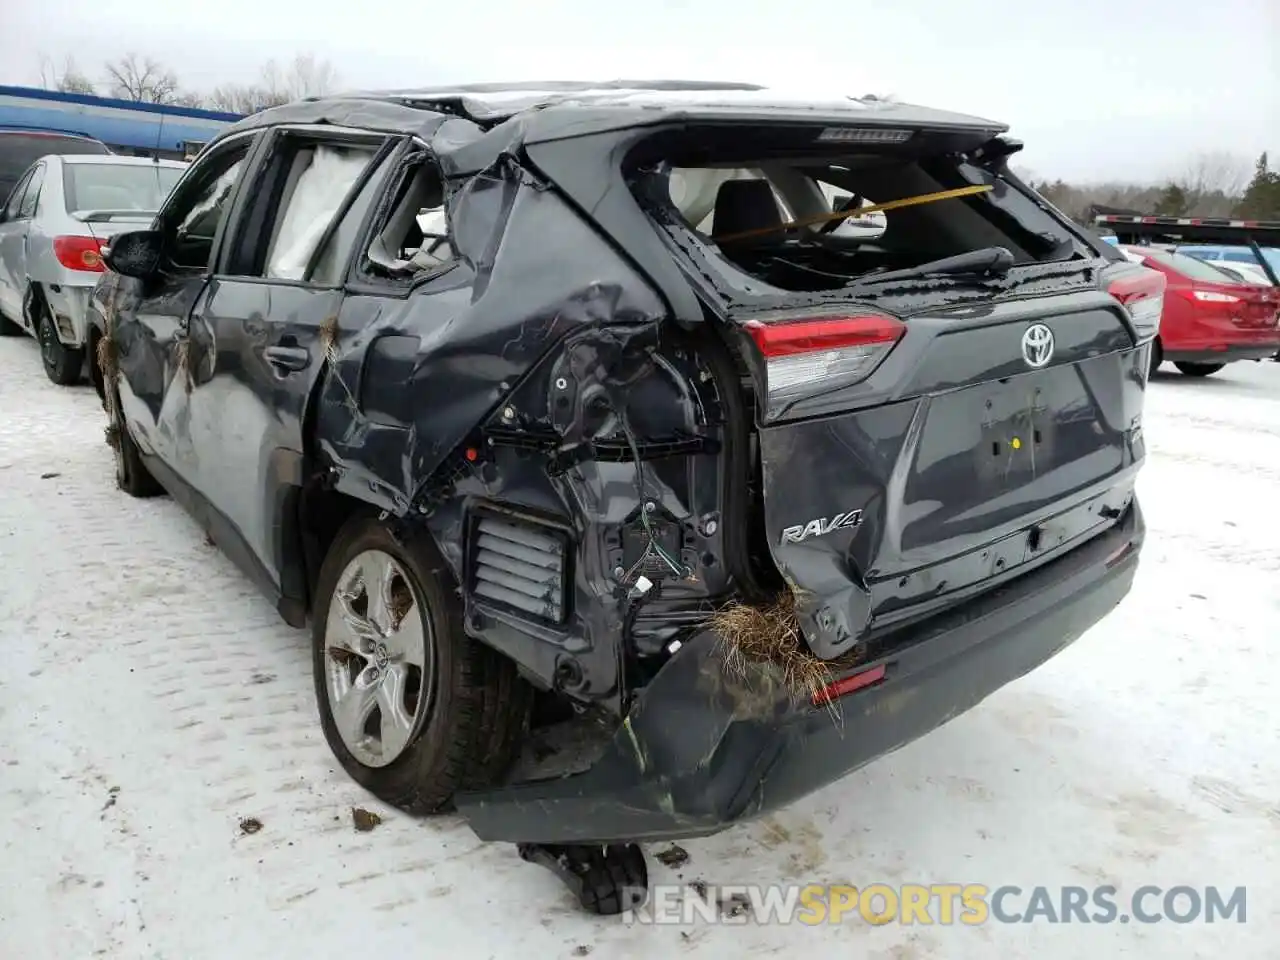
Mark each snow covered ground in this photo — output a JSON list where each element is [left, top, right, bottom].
[[1, 337, 1276, 959]]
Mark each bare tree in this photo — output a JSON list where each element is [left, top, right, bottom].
[[38, 54, 96, 95], [103, 53, 183, 104], [200, 55, 340, 114], [1182, 151, 1252, 198], [203, 84, 271, 114], [260, 54, 340, 103]]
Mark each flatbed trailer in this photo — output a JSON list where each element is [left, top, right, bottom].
[[1094, 214, 1280, 285], [1095, 215, 1280, 361]]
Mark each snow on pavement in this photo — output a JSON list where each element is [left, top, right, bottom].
[[1, 336, 1277, 959]]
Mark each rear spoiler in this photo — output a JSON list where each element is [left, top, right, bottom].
[[1093, 214, 1280, 285], [73, 209, 157, 223]]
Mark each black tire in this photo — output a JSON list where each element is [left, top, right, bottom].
[[1148, 338, 1163, 378], [88, 328, 107, 405], [1174, 361, 1225, 377], [107, 384, 164, 498], [312, 516, 531, 814], [0, 309, 20, 336], [34, 297, 84, 386]]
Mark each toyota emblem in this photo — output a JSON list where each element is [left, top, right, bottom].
[[1021, 323, 1055, 368]]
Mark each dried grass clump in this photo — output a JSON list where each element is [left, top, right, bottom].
[[319, 315, 359, 415], [709, 594, 837, 708], [96, 331, 119, 385]]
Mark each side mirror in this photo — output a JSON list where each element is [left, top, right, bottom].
[[103, 230, 164, 279]]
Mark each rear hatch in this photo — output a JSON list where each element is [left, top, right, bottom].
[[627, 117, 1157, 659]]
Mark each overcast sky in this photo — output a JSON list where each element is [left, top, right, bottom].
[[4, 0, 1277, 183]]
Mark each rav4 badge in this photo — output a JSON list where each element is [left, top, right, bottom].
[[780, 510, 864, 545]]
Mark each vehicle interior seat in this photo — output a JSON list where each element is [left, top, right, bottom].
[[711, 178, 785, 244]]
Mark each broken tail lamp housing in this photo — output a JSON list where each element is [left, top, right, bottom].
[[1107, 268, 1166, 343], [744, 312, 906, 419]]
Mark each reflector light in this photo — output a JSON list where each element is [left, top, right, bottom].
[[812, 663, 887, 705]]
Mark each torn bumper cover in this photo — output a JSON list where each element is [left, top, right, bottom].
[[456, 502, 1144, 845]]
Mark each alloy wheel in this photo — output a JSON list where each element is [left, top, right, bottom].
[[323, 549, 434, 768]]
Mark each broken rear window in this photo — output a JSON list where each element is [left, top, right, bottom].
[[628, 123, 1081, 294]]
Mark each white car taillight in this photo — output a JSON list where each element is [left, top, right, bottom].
[[1108, 268, 1166, 342], [744, 312, 905, 418], [1191, 290, 1241, 303]]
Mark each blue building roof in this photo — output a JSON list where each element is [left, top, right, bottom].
[[0, 85, 243, 153]]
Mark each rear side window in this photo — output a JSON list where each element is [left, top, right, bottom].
[[360, 147, 457, 282], [0, 133, 109, 201], [226, 132, 385, 282], [17, 164, 45, 219], [3, 168, 32, 219], [62, 163, 184, 213]]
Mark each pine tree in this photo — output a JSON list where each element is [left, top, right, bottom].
[[1234, 153, 1280, 219], [1154, 183, 1190, 216]]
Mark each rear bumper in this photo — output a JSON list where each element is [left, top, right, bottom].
[[1163, 344, 1280, 364], [40, 281, 95, 346], [456, 501, 1144, 845]]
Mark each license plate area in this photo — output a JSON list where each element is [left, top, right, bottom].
[[973, 383, 1059, 488]]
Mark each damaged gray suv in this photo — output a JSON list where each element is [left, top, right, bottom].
[[98, 81, 1158, 913]]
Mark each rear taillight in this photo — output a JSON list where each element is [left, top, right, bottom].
[[744, 312, 905, 417], [1190, 290, 1240, 303], [53, 235, 107, 273], [1107, 268, 1165, 342]]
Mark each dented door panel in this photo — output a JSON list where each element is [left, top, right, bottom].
[[185, 277, 344, 592], [314, 172, 668, 509], [113, 274, 211, 462]]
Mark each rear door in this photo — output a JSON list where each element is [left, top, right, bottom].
[[180, 125, 396, 598]]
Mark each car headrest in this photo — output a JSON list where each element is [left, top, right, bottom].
[[712, 178, 783, 240]]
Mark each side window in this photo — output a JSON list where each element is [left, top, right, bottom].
[[4, 169, 32, 220], [227, 133, 382, 282], [166, 142, 253, 271], [363, 150, 457, 280], [18, 164, 45, 219], [310, 152, 395, 286]]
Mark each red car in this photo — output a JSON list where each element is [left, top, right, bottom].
[[1122, 246, 1280, 376]]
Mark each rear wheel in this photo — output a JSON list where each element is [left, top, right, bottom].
[[313, 517, 530, 813], [0, 309, 20, 336], [1174, 361, 1225, 377], [33, 295, 84, 386], [1147, 338, 1163, 378]]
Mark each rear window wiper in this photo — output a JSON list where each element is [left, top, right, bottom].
[[849, 246, 1015, 288]]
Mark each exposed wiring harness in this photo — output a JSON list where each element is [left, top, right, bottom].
[[613, 402, 693, 584]]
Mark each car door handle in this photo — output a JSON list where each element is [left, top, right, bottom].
[[264, 345, 311, 372]]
